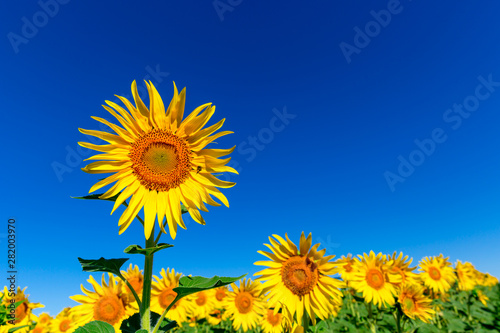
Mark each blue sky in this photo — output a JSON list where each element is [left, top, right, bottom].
[[2, 0, 500, 316]]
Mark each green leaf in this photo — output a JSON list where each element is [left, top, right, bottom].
[[120, 313, 176, 333], [71, 194, 121, 202], [74, 321, 115, 333], [78, 257, 128, 277], [124, 243, 173, 256], [165, 274, 245, 314], [174, 274, 246, 296]]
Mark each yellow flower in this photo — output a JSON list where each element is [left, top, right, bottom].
[[191, 290, 216, 320], [476, 272, 499, 287], [49, 308, 80, 333], [210, 286, 229, 309], [206, 308, 224, 326], [120, 264, 143, 312], [386, 251, 418, 287], [224, 278, 266, 332], [254, 233, 344, 324], [476, 290, 489, 307], [350, 251, 401, 308], [1, 286, 43, 331], [418, 255, 456, 294], [32, 313, 52, 333], [79, 81, 237, 239], [260, 306, 285, 333], [455, 260, 477, 291], [397, 283, 435, 323], [151, 268, 194, 325], [335, 254, 357, 284], [70, 273, 129, 332]]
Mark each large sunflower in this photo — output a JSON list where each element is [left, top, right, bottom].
[[254, 233, 344, 325], [70, 273, 130, 332], [224, 278, 266, 332], [418, 255, 456, 294], [79, 81, 237, 239], [151, 268, 194, 325], [397, 283, 435, 323], [349, 251, 401, 308]]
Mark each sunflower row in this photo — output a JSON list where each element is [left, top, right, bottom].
[[2, 233, 498, 333]]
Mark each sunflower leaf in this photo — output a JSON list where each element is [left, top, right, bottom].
[[77, 257, 128, 278], [124, 243, 174, 256], [168, 274, 246, 311], [71, 193, 121, 202], [74, 321, 115, 333]]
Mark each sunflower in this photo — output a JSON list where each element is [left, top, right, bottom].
[[260, 306, 285, 333], [32, 313, 52, 333], [476, 290, 489, 307], [397, 283, 435, 323], [418, 255, 456, 294], [49, 308, 81, 333], [386, 251, 418, 287], [254, 233, 344, 325], [79, 80, 237, 239], [70, 273, 130, 331], [349, 251, 401, 308], [120, 264, 143, 311], [1, 286, 43, 330], [191, 290, 216, 320], [334, 254, 357, 284], [211, 286, 229, 309], [224, 278, 266, 332], [206, 308, 224, 326], [455, 260, 477, 291], [151, 268, 194, 325], [476, 272, 499, 287]]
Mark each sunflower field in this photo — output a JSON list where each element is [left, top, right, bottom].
[[2, 82, 499, 333], [1, 237, 499, 333]]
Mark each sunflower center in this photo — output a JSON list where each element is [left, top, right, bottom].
[[366, 269, 385, 289], [235, 292, 253, 314], [345, 262, 353, 273], [428, 266, 441, 281], [130, 129, 192, 192], [402, 297, 415, 312], [15, 302, 28, 323], [281, 256, 319, 297], [159, 289, 178, 309], [93, 295, 124, 324], [215, 289, 226, 302], [195, 292, 207, 306], [59, 319, 71, 332], [266, 309, 281, 326]]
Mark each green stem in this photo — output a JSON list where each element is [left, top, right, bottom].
[[367, 302, 376, 333], [394, 304, 402, 333], [302, 310, 310, 332], [141, 227, 156, 332], [118, 274, 143, 311]]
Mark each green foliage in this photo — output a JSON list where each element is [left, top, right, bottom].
[[120, 313, 176, 333], [77, 257, 129, 278], [124, 244, 174, 257], [74, 321, 115, 333]]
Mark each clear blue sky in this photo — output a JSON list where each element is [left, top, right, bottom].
[[2, 1, 500, 316]]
